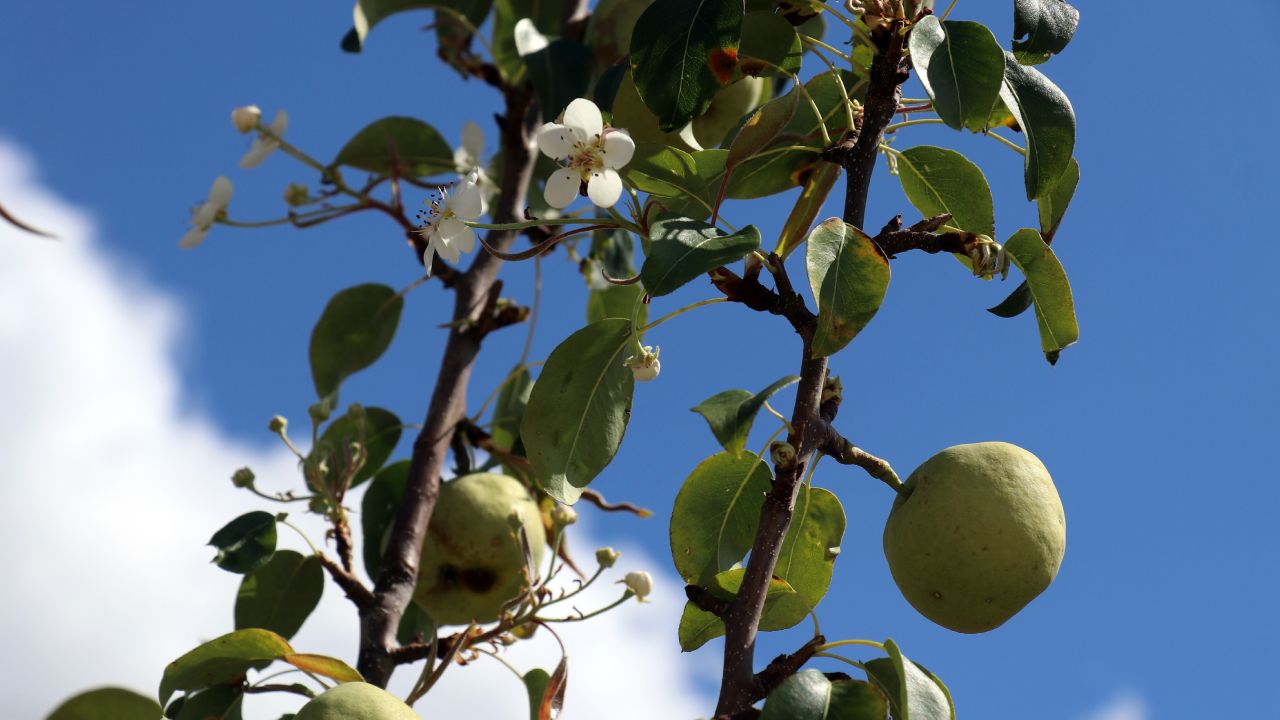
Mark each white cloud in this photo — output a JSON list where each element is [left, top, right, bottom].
[[0, 142, 713, 719], [1080, 691, 1148, 720]]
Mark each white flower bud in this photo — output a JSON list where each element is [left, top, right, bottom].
[[624, 345, 661, 382], [595, 547, 621, 568], [621, 570, 653, 601], [550, 504, 578, 527], [231, 105, 262, 133]]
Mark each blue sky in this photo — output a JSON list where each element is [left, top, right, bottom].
[[3, 2, 1277, 718]]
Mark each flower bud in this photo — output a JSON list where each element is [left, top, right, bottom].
[[308, 399, 334, 425], [771, 441, 797, 468], [621, 571, 653, 601], [308, 496, 328, 514], [231, 467, 256, 488], [231, 105, 262, 133], [284, 182, 310, 207], [268, 415, 288, 434], [595, 547, 621, 568], [624, 345, 661, 382], [550, 504, 578, 527]]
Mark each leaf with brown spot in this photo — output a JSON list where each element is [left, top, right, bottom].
[[630, 0, 745, 131], [805, 219, 891, 358]]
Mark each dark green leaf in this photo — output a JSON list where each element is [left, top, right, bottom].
[[492, 366, 534, 452], [776, 162, 839, 258], [738, 11, 803, 78], [309, 284, 404, 400], [760, 669, 832, 720], [332, 117, 455, 178], [806, 219, 891, 358], [691, 375, 799, 456], [588, 0, 656, 66], [588, 284, 647, 325], [999, 54, 1076, 200], [174, 685, 243, 720], [525, 39, 593, 122], [909, 16, 1004, 132], [1013, 0, 1080, 65], [234, 551, 324, 641], [435, 0, 494, 74], [630, 0, 745, 130], [282, 654, 363, 684], [611, 71, 704, 153], [361, 460, 409, 579], [1002, 229, 1078, 361], [47, 688, 162, 720], [523, 669, 552, 720], [208, 511, 277, 575], [641, 218, 761, 297], [896, 146, 995, 237], [343, 0, 490, 51], [522, 319, 636, 504], [829, 679, 892, 720], [1038, 156, 1079, 241], [986, 281, 1032, 318], [669, 451, 774, 584], [864, 639, 953, 720], [314, 406, 402, 490], [590, 227, 637, 277], [159, 629, 293, 705]]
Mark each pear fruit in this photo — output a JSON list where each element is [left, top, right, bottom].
[[294, 682, 420, 720], [414, 472, 547, 625], [883, 442, 1065, 633]]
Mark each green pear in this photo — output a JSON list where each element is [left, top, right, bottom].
[[294, 682, 420, 720], [882, 442, 1066, 633], [414, 472, 547, 625]]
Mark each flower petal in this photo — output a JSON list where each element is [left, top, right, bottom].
[[270, 109, 289, 135], [453, 225, 476, 254], [239, 139, 277, 169], [600, 130, 635, 169], [450, 182, 485, 220], [545, 168, 581, 209], [436, 233, 463, 264], [461, 120, 485, 159], [209, 176, 234, 207], [514, 18, 549, 57], [586, 168, 623, 208], [178, 226, 208, 249], [422, 240, 438, 274], [537, 123, 576, 160], [562, 98, 603, 139]]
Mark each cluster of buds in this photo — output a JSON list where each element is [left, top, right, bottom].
[[845, 0, 933, 28], [965, 235, 1011, 280]]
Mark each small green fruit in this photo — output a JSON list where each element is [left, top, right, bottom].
[[883, 442, 1066, 633], [294, 682, 420, 720], [414, 472, 547, 625]]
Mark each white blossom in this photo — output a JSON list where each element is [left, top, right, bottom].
[[230, 105, 261, 133], [624, 345, 661, 382], [453, 121, 497, 199], [240, 109, 288, 169], [514, 18, 549, 57], [178, 176, 233, 249], [418, 171, 486, 273], [537, 98, 635, 209], [621, 571, 653, 602]]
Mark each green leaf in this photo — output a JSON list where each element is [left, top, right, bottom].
[[492, 0, 562, 81], [612, 70, 704, 154], [525, 40, 593, 122], [622, 142, 703, 199], [896, 146, 995, 237], [396, 601, 435, 645], [314, 406, 402, 490], [492, 366, 534, 452], [760, 669, 832, 720], [829, 679, 892, 720], [309, 284, 404, 400], [1013, 0, 1080, 65], [343, 0, 489, 51], [173, 685, 243, 720], [776, 162, 839, 258], [523, 669, 551, 720], [630, 0, 745, 131], [1002, 229, 1078, 362], [725, 90, 800, 170], [234, 551, 324, 641], [361, 460, 409, 579], [738, 11, 803, 78], [47, 688, 162, 720], [692, 78, 768, 150], [641, 218, 761, 297], [332, 117, 455, 178], [677, 570, 798, 651], [771, 485, 846, 622], [691, 375, 799, 456], [587, 0, 656, 66], [909, 16, 1005, 132], [588, 283, 647, 325], [590, 227, 637, 277], [986, 281, 1032, 318], [669, 451, 774, 583], [1038, 156, 1079, 241], [159, 629, 293, 705], [283, 654, 363, 684], [805, 219, 891, 358], [864, 640, 953, 720], [435, 0, 494, 74], [208, 511, 277, 575], [522, 319, 636, 504], [999, 54, 1076, 200]]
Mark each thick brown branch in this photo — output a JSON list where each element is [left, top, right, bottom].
[[813, 420, 903, 493], [840, 23, 911, 231], [686, 584, 731, 619], [754, 635, 827, 701]]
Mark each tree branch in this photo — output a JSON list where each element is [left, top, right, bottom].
[[318, 554, 375, 610], [713, 23, 911, 716]]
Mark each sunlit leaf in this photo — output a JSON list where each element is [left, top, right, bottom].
[[691, 375, 798, 456], [641, 218, 761, 297], [909, 16, 1005, 132], [1002, 229, 1078, 362], [630, 0, 745, 130], [1013, 0, 1080, 65], [159, 629, 293, 705], [999, 54, 1076, 200], [1038, 156, 1079, 241], [896, 146, 995, 237], [775, 162, 839, 258], [283, 654, 363, 684], [670, 451, 773, 584], [806, 219, 890, 358]]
